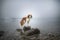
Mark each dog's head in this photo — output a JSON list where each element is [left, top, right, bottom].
[[27, 14, 32, 19]]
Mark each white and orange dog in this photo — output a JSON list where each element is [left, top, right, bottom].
[[20, 14, 32, 33]]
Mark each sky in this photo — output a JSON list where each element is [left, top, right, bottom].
[[0, 0, 60, 33]]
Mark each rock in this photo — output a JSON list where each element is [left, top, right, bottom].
[[48, 33, 55, 38], [19, 27, 40, 40], [16, 29, 22, 32], [0, 31, 5, 37], [16, 29, 24, 35], [24, 28, 40, 36], [23, 26, 31, 32]]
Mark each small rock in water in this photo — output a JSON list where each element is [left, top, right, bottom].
[[0, 31, 5, 37], [48, 33, 55, 38], [16, 29, 22, 32]]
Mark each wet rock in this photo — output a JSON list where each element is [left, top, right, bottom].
[[48, 33, 55, 38], [0, 31, 5, 37], [24, 28, 40, 36], [23, 26, 31, 32], [19, 27, 40, 40], [16, 29, 22, 32]]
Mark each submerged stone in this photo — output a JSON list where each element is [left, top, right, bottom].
[[0, 31, 4, 37]]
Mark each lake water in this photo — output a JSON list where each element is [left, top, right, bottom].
[[0, 18, 60, 33]]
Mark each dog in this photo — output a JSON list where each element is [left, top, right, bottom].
[[20, 14, 32, 33]]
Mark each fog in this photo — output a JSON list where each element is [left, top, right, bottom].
[[0, 0, 60, 33]]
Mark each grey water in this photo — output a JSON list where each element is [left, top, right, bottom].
[[0, 18, 60, 34]]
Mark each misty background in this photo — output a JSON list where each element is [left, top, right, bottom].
[[0, 0, 60, 33]]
